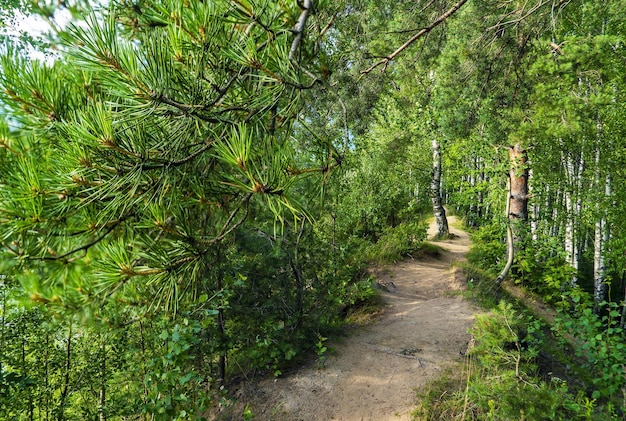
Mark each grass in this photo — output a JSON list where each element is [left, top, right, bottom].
[[413, 364, 469, 421], [412, 253, 622, 421], [342, 291, 385, 326]]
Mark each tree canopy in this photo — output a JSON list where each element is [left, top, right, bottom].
[[1, 0, 626, 419]]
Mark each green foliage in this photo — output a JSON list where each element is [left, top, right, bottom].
[[0, 1, 361, 417], [365, 221, 428, 265], [144, 322, 210, 420], [415, 302, 617, 421], [470, 302, 541, 376], [314, 333, 329, 364], [2, 0, 626, 419], [513, 237, 576, 303], [555, 296, 626, 402], [466, 224, 506, 274]]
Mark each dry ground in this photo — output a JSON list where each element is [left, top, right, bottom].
[[215, 215, 478, 421]]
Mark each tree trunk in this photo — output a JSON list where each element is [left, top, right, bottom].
[[508, 143, 529, 225], [496, 143, 529, 285], [431, 138, 449, 239], [593, 177, 611, 314], [468, 157, 476, 226], [564, 185, 575, 281], [216, 246, 227, 388], [621, 274, 626, 330], [477, 156, 485, 223], [99, 336, 107, 421], [45, 333, 50, 421], [216, 292, 226, 388], [563, 150, 584, 286], [529, 168, 539, 242], [57, 321, 72, 421], [593, 217, 606, 313]]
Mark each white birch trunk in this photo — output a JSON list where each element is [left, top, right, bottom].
[[593, 173, 611, 313], [529, 168, 539, 242], [593, 144, 604, 311], [593, 218, 606, 309], [431, 138, 449, 238], [563, 152, 575, 280], [572, 155, 584, 283], [477, 156, 485, 222], [563, 149, 583, 286], [469, 159, 476, 226]]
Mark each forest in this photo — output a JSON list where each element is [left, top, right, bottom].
[[0, 0, 625, 419]]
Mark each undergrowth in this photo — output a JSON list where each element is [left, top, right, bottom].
[[364, 221, 430, 265], [414, 222, 622, 420], [414, 301, 619, 420]]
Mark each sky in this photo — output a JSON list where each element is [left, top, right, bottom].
[[4, 8, 73, 59]]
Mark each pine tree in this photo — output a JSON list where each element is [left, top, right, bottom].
[[0, 0, 336, 313]]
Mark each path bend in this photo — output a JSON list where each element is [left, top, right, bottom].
[[221, 215, 476, 421]]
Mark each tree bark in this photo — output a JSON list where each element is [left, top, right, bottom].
[[593, 118, 611, 314], [99, 336, 107, 421], [529, 168, 539, 242], [57, 321, 72, 421], [593, 173, 610, 313], [431, 138, 449, 239], [508, 143, 529, 224], [215, 246, 227, 388], [496, 143, 529, 285], [621, 275, 626, 330], [563, 145, 586, 286]]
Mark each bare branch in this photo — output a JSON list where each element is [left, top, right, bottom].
[[33, 214, 134, 262], [360, 0, 470, 76], [167, 192, 254, 270], [150, 93, 224, 123], [319, 11, 337, 38], [486, 0, 572, 33], [141, 142, 214, 170], [210, 192, 254, 244], [289, 0, 314, 61]]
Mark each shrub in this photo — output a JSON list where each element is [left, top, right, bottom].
[[466, 224, 506, 274], [365, 221, 428, 264], [555, 295, 626, 403], [415, 302, 617, 420]]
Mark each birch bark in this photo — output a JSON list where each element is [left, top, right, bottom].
[[431, 138, 449, 239]]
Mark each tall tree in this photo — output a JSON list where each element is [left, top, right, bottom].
[[0, 1, 346, 401], [1, 0, 335, 310]]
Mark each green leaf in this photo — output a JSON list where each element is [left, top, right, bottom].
[[179, 372, 193, 385]]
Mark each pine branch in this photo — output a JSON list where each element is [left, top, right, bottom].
[[32, 214, 134, 262], [150, 93, 225, 123], [361, 0, 469, 76], [167, 192, 253, 269], [486, 0, 572, 33], [141, 142, 214, 170]]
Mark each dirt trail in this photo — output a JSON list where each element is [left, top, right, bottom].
[[223, 216, 476, 420]]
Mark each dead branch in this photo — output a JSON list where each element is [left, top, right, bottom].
[[360, 0, 469, 76]]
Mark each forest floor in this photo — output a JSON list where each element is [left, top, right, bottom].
[[217, 215, 479, 420]]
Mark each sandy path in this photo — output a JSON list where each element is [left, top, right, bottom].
[[221, 216, 476, 420]]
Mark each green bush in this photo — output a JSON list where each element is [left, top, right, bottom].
[[415, 302, 618, 421], [466, 224, 506, 274], [555, 295, 626, 402], [365, 221, 428, 264], [513, 237, 575, 303]]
